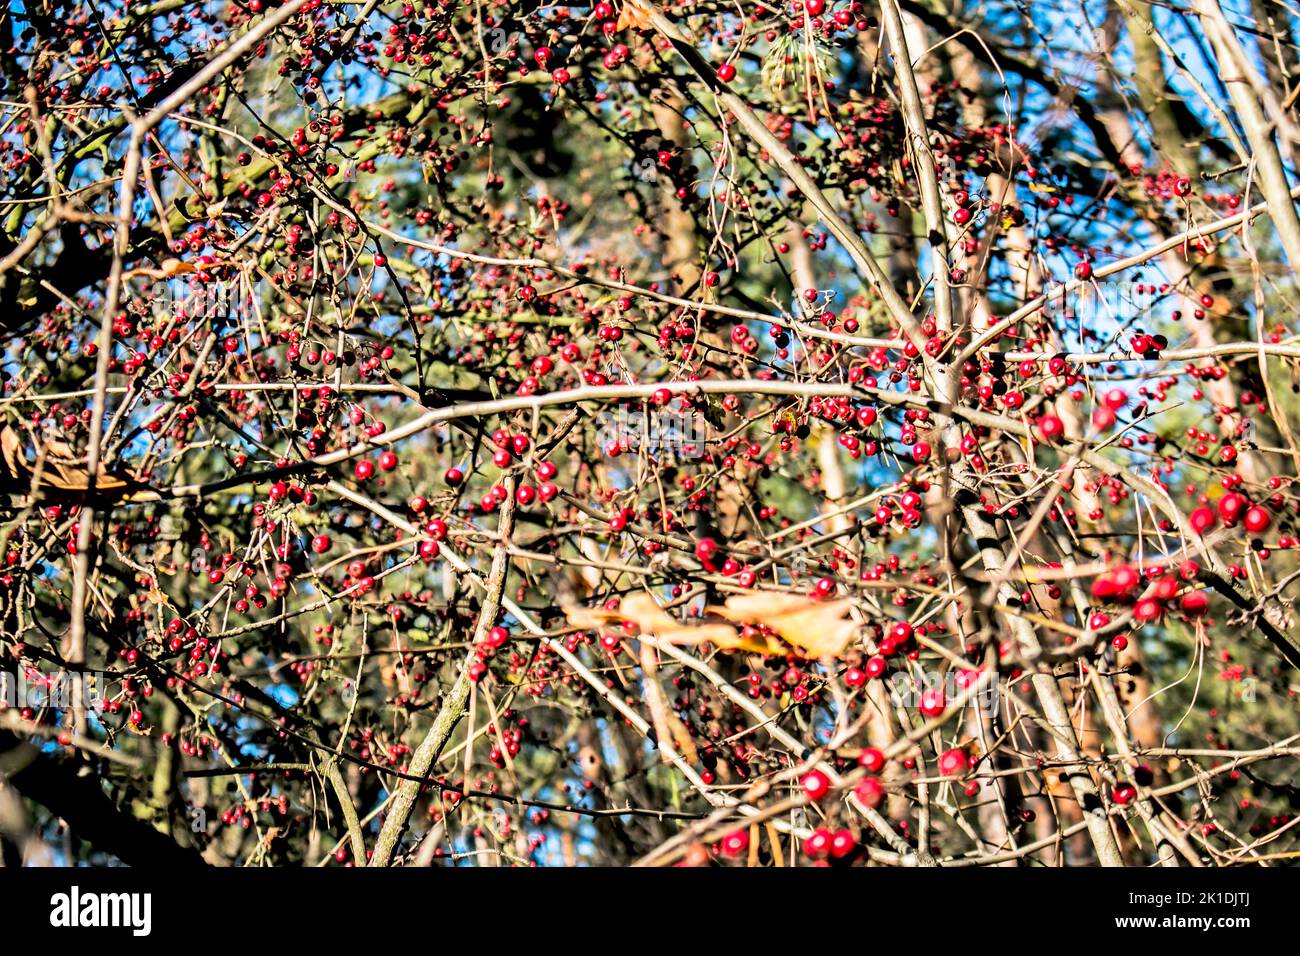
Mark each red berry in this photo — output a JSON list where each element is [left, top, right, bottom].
[[919, 688, 946, 717], [1133, 597, 1163, 622], [801, 769, 831, 801], [1180, 590, 1209, 617], [859, 747, 885, 773], [1218, 492, 1247, 523], [694, 537, 720, 566], [720, 829, 748, 857], [803, 828, 832, 859], [1189, 506, 1216, 535], [854, 776, 885, 809], [1244, 505, 1271, 534], [1035, 414, 1064, 441], [938, 748, 967, 776], [828, 829, 856, 859]]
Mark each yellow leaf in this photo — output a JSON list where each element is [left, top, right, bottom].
[[564, 593, 740, 646], [564, 590, 858, 659], [709, 593, 858, 658], [617, 0, 656, 31], [160, 257, 196, 276]]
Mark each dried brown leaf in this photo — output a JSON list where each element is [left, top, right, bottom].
[[616, 0, 655, 31], [564, 592, 739, 647], [709, 593, 858, 659], [564, 591, 856, 659]]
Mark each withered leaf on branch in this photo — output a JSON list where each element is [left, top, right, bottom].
[[123, 257, 196, 280], [0, 424, 144, 497], [565, 592, 740, 647], [564, 591, 858, 659], [708, 593, 858, 659], [616, 0, 656, 32]]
